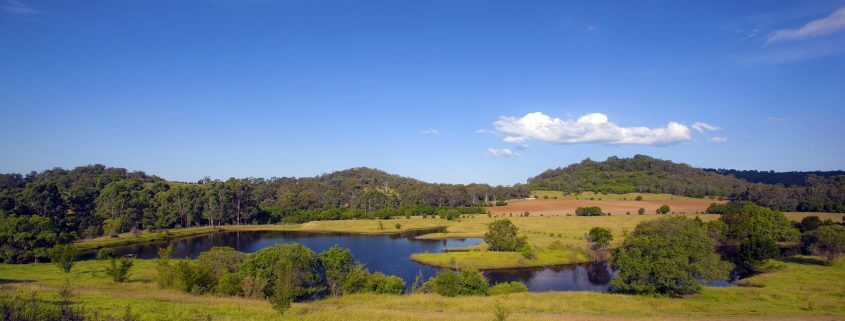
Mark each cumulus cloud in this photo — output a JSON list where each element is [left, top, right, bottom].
[[767, 6, 845, 44], [692, 122, 721, 133], [486, 148, 517, 158], [420, 128, 439, 136], [708, 136, 728, 143], [493, 112, 692, 146]]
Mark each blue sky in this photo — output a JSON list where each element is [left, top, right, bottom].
[[1, 0, 844, 185]]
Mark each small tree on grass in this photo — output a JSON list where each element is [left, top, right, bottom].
[[587, 227, 613, 260], [637, 208, 645, 215], [484, 219, 527, 252], [319, 245, 354, 297], [270, 261, 294, 313], [739, 236, 779, 269], [610, 217, 732, 296], [106, 257, 134, 283], [49, 244, 78, 273], [804, 225, 845, 265], [657, 205, 671, 215], [575, 206, 603, 216]]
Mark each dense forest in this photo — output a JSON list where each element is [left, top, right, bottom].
[[528, 155, 845, 213], [702, 168, 845, 187], [0, 165, 528, 263]]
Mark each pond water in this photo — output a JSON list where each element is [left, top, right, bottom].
[[83, 230, 731, 292]]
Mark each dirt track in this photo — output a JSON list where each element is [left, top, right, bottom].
[[488, 198, 719, 216]]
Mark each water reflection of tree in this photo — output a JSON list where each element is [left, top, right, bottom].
[[587, 262, 611, 284]]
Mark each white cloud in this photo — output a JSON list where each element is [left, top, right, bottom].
[[762, 116, 789, 124], [692, 122, 721, 133], [474, 129, 491, 135], [420, 128, 439, 136], [493, 112, 692, 145], [502, 136, 528, 143], [708, 136, 728, 143], [486, 148, 517, 158], [767, 6, 845, 44], [1, 0, 41, 15]]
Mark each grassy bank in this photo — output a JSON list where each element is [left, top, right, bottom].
[[1, 257, 843, 320]]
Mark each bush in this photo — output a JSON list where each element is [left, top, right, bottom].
[[739, 236, 779, 269], [706, 202, 728, 214], [175, 261, 217, 294], [495, 201, 508, 206], [656, 205, 671, 214], [241, 275, 268, 298], [319, 245, 355, 296], [610, 217, 733, 295], [197, 247, 246, 278], [97, 248, 115, 260], [156, 244, 176, 288], [635, 195, 643, 201], [342, 264, 374, 294], [798, 216, 823, 232], [488, 281, 528, 295], [457, 270, 488, 296], [49, 244, 77, 273], [575, 206, 603, 216], [240, 244, 321, 300], [637, 208, 645, 215], [372, 272, 405, 294], [106, 257, 134, 283], [587, 227, 613, 249], [430, 269, 461, 297], [215, 271, 244, 296], [802, 225, 845, 265], [484, 219, 527, 252]]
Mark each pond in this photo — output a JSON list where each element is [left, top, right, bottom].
[[83, 230, 731, 292]]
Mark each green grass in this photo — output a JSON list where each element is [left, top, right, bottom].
[[1, 257, 843, 320]]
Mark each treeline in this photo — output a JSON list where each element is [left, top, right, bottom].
[[0, 165, 527, 263], [703, 168, 845, 187], [528, 155, 845, 213]]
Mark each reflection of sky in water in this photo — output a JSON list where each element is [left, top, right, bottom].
[[82, 231, 733, 292]]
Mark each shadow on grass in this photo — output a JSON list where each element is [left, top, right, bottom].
[[0, 279, 33, 285], [779, 256, 828, 266]]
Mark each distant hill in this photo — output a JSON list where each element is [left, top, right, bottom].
[[528, 155, 845, 213], [702, 168, 845, 187]]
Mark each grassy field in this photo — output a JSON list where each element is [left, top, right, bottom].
[[1, 257, 843, 321]]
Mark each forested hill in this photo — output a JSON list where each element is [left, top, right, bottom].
[[0, 165, 530, 262], [702, 168, 845, 187], [527, 155, 845, 213]]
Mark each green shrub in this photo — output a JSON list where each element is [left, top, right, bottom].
[[372, 272, 405, 294], [175, 260, 216, 294], [240, 244, 321, 300], [488, 281, 528, 295], [342, 264, 374, 294], [106, 257, 134, 283], [457, 270, 488, 296], [484, 219, 527, 252], [431, 269, 461, 297], [575, 206, 603, 216], [49, 244, 77, 273], [97, 248, 115, 260], [197, 246, 246, 278], [241, 275, 268, 298], [214, 272, 243, 296]]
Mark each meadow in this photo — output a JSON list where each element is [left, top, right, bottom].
[[0, 256, 843, 320]]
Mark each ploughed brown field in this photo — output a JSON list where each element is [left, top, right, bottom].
[[488, 198, 719, 216]]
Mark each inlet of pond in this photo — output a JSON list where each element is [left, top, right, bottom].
[[85, 230, 732, 292]]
